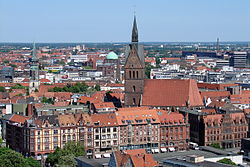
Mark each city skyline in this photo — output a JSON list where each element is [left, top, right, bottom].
[[0, 0, 250, 43]]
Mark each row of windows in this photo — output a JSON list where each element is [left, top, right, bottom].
[[129, 70, 139, 79]]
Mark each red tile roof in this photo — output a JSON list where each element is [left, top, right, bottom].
[[116, 108, 160, 125], [10, 114, 30, 124], [198, 83, 238, 90], [113, 150, 158, 167], [142, 79, 203, 107], [93, 102, 115, 109], [157, 111, 185, 124], [91, 113, 118, 127], [200, 91, 230, 99]]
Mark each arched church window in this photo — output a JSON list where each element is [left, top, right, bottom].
[[133, 71, 135, 78], [133, 86, 136, 92]]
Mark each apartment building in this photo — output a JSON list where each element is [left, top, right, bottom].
[[5, 108, 191, 160]]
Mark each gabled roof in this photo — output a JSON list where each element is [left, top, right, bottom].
[[142, 79, 203, 107], [112, 149, 158, 167]]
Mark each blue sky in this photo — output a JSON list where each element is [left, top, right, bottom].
[[0, 0, 249, 42]]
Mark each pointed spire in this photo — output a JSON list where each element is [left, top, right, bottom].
[[131, 15, 138, 43], [32, 42, 37, 61]]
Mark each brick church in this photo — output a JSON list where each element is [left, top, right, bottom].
[[124, 16, 203, 109]]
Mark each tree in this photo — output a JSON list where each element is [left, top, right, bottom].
[[155, 57, 161, 67], [41, 97, 54, 104], [9, 64, 17, 68], [94, 84, 101, 91], [0, 147, 41, 167], [46, 142, 84, 167], [56, 154, 76, 167], [145, 64, 153, 79], [25, 157, 41, 167], [0, 86, 5, 92], [3, 60, 9, 64], [210, 143, 221, 149], [11, 84, 27, 89], [217, 158, 236, 166]]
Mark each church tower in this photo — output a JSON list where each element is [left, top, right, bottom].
[[124, 16, 145, 107], [29, 43, 40, 93]]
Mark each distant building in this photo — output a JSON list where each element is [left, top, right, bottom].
[[216, 60, 229, 68], [230, 51, 247, 68], [0, 67, 14, 83]]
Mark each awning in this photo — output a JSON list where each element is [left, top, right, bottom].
[[160, 148, 167, 152], [169, 147, 175, 152], [95, 154, 101, 159], [103, 153, 111, 158]]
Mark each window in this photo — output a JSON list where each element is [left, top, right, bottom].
[[54, 130, 58, 134], [133, 71, 135, 78], [113, 127, 117, 132], [129, 71, 131, 78], [37, 145, 40, 151], [45, 137, 49, 143], [133, 98, 136, 105], [136, 71, 139, 78], [44, 131, 49, 135], [45, 144, 49, 150], [53, 136, 58, 142], [95, 135, 99, 140], [133, 86, 136, 92]]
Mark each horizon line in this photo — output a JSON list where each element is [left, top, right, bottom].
[[1, 41, 250, 44]]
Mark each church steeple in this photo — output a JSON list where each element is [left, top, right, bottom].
[[131, 15, 138, 43], [29, 42, 40, 93], [125, 15, 144, 107], [32, 42, 37, 62]]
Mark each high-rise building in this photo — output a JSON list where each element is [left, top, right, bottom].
[[124, 16, 145, 107]]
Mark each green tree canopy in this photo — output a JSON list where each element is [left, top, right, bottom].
[[48, 82, 90, 93], [0, 147, 41, 167], [11, 84, 27, 89], [217, 158, 236, 166], [0, 86, 5, 92], [46, 142, 85, 167]]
